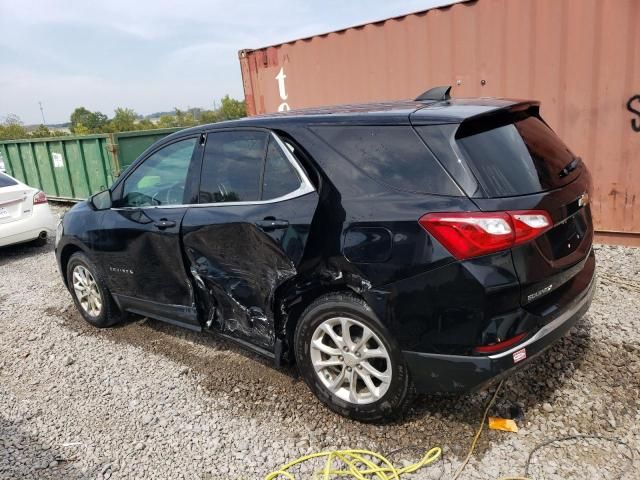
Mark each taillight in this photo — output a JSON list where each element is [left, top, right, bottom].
[[473, 332, 528, 354], [33, 191, 48, 205], [419, 210, 552, 260]]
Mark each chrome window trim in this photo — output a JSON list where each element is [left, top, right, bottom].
[[112, 131, 315, 211]]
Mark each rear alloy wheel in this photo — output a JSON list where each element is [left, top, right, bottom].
[[310, 317, 392, 404], [294, 293, 414, 422], [66, 252, 123, 328]]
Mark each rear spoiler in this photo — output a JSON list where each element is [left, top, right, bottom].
[[455, 101, 541, 139]]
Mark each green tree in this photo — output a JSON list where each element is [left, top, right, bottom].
[[157, 114, 177, 128], [73, 123, 91, 136], [109, 107, 138, 132], [70, 107, 108, 133], [92, 111, 108, 130], [200, 109, 219, 124], [136, 118, 156, 130], [0, 114, 29, 140], [30, 124, 53, 138], [173, 108, 198, 127], [217, 95, 246, 121], [70, 107, 91, 132]]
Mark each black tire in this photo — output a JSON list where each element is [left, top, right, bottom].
[[66, 252, 123, 328], [294, 293, 414, 423]]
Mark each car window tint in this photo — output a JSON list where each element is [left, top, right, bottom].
[[262, 138, 301, 200], [454, 115, 578, 197], [312, 126, 460, 196], [199, 131, 267, 203], [0, 172, 18, 187], [415, 124, 483, 198], [121, 137, 196, 207]]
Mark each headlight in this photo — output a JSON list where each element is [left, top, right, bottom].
[[55, 219, 63, 247]]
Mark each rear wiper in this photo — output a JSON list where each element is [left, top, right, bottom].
[[559, 157, 580, 178]]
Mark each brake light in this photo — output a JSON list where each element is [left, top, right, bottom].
[[33, 191, 48, 205], [419, 210, 552, 260], [473, 332, 528, 354]]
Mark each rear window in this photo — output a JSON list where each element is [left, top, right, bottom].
[[312, 126, 461, 196], [455, 115, 579, 197], [0, 172, 18, 187]]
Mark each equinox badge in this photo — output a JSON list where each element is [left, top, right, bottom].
[[527, 284, 553, 302], [110, 266, 134, 275]]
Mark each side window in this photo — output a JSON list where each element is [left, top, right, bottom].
[[262, 138, 302, 200], [121, 137, 197, 207], [311, 126, 461, 196], [199, 131, 267, 203]]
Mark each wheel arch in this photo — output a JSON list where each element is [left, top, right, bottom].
[[274, 276, 380, 364], [58, 242, 90, 288]]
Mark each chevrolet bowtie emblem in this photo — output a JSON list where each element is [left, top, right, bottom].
[[578, 193, 590, 207]]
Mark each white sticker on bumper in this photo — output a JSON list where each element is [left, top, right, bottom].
[[513, 348, 527, 364]]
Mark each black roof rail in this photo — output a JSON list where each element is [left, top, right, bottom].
[[415, 85, 452, 102]]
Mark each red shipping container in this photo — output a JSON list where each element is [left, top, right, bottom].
[[239, 0, 640, 244]]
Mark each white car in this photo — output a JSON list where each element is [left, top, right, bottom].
[[0, 172, 57, 248]]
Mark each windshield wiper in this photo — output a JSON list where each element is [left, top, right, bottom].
[[559, 157, 580, 178]]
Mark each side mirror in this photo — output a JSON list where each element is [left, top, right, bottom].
[[91, 189, 112, 210]]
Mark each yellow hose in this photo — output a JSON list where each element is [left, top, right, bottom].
[[265, 374, 634, 480], [264, 446, 442, 480], [450, 380, 504, 480]]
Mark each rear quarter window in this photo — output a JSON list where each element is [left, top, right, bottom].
[[311, 126, 461, 196]]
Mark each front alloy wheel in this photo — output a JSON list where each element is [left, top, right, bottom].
[[66, 252, 123, 328], [72, 265, 103, 317]]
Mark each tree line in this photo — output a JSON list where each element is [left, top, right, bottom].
[[0, 95, 246, 141]]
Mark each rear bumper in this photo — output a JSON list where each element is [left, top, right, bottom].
[[0, 205, 57, 247], [403, 272, 596, 393]]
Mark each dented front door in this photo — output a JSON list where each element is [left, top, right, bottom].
[[181, 129, 318, 349]]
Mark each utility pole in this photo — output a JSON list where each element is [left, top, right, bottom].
[[38, 101, 46, 125]]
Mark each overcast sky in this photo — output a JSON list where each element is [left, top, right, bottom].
[[0, 1, 456, 124]]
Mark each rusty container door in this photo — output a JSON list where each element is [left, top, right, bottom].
[[239, 0, 640, 242]]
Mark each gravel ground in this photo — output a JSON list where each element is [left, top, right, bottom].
[[1, 212, 638, 479]]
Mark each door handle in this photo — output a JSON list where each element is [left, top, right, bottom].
[[256, 217, 289, 231], [153, 219, 176, 230]]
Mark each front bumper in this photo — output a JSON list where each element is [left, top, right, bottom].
[[403, 273, 596, 393]]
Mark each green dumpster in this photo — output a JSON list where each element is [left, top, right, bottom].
[[111, 128, 183, 172], [0, 127, 183, 201]]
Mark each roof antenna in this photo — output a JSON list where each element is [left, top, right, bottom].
[[415, 85, 452, 102]]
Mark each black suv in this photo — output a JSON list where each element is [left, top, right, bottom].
[[56, 88, 595, 422]]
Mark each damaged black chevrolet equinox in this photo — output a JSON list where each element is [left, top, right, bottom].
[[56, 87, 596, 422]]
